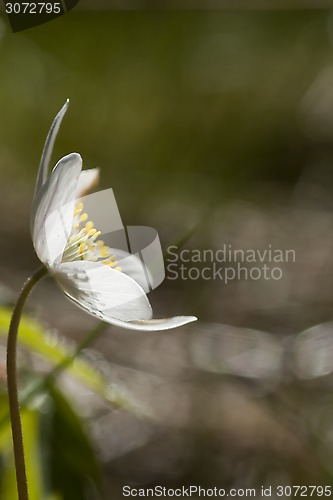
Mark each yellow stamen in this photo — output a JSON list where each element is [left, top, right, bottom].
[[64, 203, 123, 271], [80, 213, 88, 222], [100, 246, 109, 258], [74, 203, 83, 215], [102, 260, 118, 267], [105, 259, 118, 266]]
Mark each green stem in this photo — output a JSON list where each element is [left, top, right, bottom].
[[6, 266, 48, 500]]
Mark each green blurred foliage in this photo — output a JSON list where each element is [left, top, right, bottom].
[[0, 394, 43, 500], [0, 308, 143, 499], [45, 384, 100, 500], [0, 308, 142, 413], [0, 385, 101, 500]]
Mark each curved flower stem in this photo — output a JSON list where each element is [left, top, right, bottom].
[[6, 266, 48, 500]]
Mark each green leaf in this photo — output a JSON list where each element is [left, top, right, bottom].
[[0, 394, 44, 500], [44, 384, 101, 500], [0, 383, 102, 500], [0, 307, 138, 411]]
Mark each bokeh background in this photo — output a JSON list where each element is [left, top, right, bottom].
[[2, 2, 333, 499]]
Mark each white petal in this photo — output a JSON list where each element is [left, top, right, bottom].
[[54, 261, 153, 323], [34, 100, 69, 198], [32, 153, 82, 267], [108, 248, 152, 293], [79, 188, 125, 244], [77, 189, 128, 257], [126, 226, 165, 291], [104, 315, 198, 332], [76, 168, 100, 197]]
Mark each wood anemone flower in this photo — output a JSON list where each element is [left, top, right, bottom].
[[31, 101, 197, 331]]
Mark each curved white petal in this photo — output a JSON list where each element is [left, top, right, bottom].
[[108, 248, 153, 293], [126, 226, 165, 291], [34, 100, 69, 198], [79, 188, 125, 246], [104, 315, 198, 332], [32, 153, 82, 267], [76, 168, 100, 197], [54, 261, 153, 323]]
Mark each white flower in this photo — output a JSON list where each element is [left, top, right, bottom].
[[31, 101, 197, 331]]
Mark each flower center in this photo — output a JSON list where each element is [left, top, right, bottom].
[[61, 202, 122, 271]]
